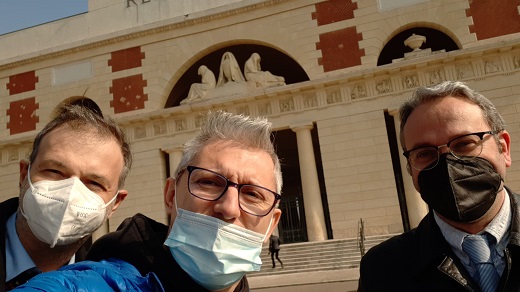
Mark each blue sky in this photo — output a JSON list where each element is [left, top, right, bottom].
[[0, 0, 88, 35]]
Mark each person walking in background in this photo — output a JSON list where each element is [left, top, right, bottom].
[[269, 234, 284, 269]]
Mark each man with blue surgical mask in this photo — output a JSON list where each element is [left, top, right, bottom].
[[0, 97, 133, 291], [80, 110, 283, 291]]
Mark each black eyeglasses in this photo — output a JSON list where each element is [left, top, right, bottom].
[[185, 165, 281, 217], [403, 131, 495, 171]]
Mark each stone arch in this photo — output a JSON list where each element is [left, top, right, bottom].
[[377, 24, 460, 66], [164, 42, 309, 108]]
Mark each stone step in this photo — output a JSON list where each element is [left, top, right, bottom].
[[251, 263, 359, 277], [248, 234, 397, 278]]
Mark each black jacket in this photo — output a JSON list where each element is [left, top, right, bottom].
[[86, 213, 250, 292], [0, 198, 18, 292], [269, 235, 281, 252], [0, 198, 90, 292], [358, 188, 520, 292]]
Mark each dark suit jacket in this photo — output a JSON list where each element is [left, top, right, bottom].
[[0, 197, 90, 292], [358, 187, 520, 292], [0, 198, 18, 292]]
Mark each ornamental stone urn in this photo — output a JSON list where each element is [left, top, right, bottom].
[[404, 33, 426, 51]]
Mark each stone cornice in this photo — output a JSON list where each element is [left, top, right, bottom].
[[1, 37, 520, 165], [0, 0, 287, 70]]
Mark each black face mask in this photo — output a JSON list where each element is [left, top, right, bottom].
[[418, 154, 503, 223]]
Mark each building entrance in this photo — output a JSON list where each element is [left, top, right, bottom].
[[274, 129, 308, 243]]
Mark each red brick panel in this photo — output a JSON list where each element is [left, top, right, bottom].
[[312, 0, 357, 26], [109, 74, 148, 113], [467, 0, 520, 40], [316, 27, 365, 72], [6, 71, 39, 95], [108, 46, 145, 72], [6, 97, 39, 135]]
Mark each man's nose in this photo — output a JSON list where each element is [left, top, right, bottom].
[[438, 144, 450, 155], [213, 185, 241, 220]]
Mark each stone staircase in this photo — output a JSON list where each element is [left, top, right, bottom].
[[248, 234, 397, 277]]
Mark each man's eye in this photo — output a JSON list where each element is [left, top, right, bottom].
[[84, 181, 106, 192], [43, 169, 65, 179], [415, 150, 436, 159], [197, 178, 223, 187], [452, 140, 477, 150]]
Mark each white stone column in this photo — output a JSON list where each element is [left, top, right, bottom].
[[291, 122, 327, 241], [162, 145, 184, 176], [392, 113, 428, 228]]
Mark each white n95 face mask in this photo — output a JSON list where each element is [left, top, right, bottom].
[[21, 165, 117, 248]]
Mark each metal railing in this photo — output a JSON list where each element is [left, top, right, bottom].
[[357, 218, 366, 257]]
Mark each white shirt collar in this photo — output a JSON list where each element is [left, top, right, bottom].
[[435, 189, 511, 266]]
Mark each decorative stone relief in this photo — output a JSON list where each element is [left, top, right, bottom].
[[376, 79, 392, 94], [456, 63, 474, 79], [402, 74, 419, 89], [326, 90, 342, 104], [22, 146, 31, 161], [175, 119, 186, 132], [237, 106, 250, 116], [514, 55, 520, 69], [350, 83, 367, 99], [258, 103, 272, 116], [195, 115, 206, 128], [304, 93, 317, 108], [484, 59, 502, 74], [153, 121, 166, 136], [134, 125, 146, 139], [279, 97, 294, 113], [428, 69, 444, 85], [8, 148, 18, 162]]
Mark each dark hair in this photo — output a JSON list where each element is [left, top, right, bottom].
[[29, 97, 132, 189], [399, 81, 505, 151]]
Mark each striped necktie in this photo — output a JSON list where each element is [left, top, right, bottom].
[[462, 234, 500, 292]]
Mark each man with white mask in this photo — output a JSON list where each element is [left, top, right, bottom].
[[82, 110, 282, 291], [0, 97, 132, 291]]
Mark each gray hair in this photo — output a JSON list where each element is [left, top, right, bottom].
[[398, 81, 505, 151], [174, 110, 282, 193], [30, 97, 132, 189]]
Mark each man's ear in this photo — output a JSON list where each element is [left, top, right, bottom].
[[498, 130, 512, 167], [19, 160, 29, 188], [107, 190, 128, 218], [164, 177, 176, 216]]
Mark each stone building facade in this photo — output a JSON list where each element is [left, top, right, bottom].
[[1, 0, 520, 243]]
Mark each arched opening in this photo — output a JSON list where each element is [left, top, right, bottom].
[[165, 44, 309, 107], [377, 27, 459, 66]]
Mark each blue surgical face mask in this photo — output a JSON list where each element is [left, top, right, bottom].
[[164, 186, 272, 290]]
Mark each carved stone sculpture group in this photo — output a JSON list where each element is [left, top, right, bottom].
[[182, 52, 286, 105]]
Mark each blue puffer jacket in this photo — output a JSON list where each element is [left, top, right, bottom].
[[12, 258, 164, 291]]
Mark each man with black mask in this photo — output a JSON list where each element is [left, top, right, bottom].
[[358, 81, 520, 292]]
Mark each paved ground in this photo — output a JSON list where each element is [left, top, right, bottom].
[[248, 268, 360, 292]]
